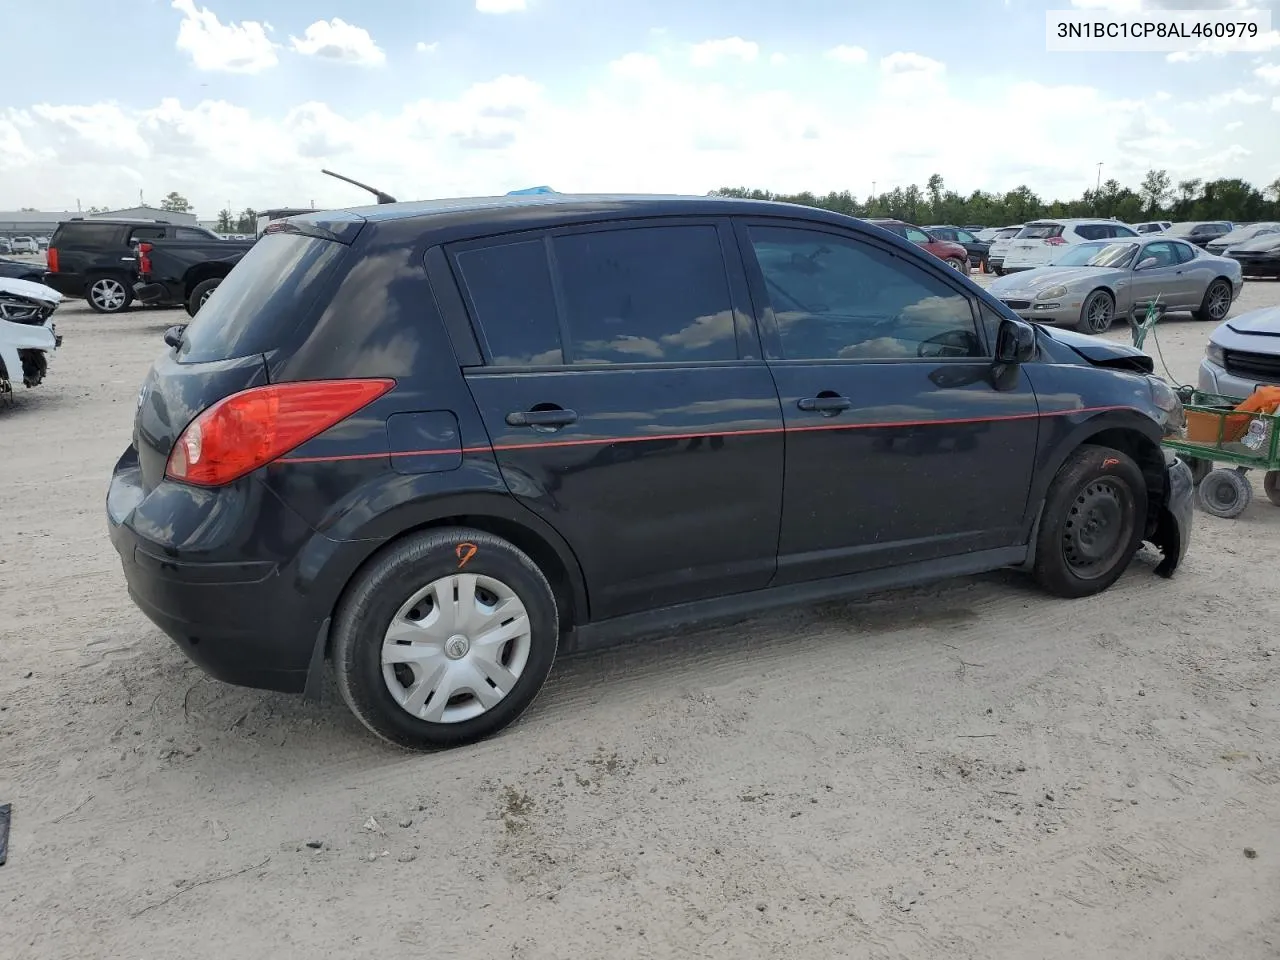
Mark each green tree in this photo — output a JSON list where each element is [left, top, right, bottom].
[[1139, 169, 1172, 216], [234, 208, 258, 233], [215, 208, 235, 233], [926, 173, 945, 222], [161, 191, 191, 213]]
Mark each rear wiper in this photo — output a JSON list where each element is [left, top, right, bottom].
[[321, 168, 397, 204]]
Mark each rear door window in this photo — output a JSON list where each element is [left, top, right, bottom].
[[52, 222, 122, 247], [553, 225, 738, 364], [178, 232, 346, 364], [1074, 225, 1105, 241], [128, 226, 169, 242], [454, 239, 563, 367], [904, 226, 930, 244]]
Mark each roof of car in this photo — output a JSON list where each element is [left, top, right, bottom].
[[287, 193, 893, 244]]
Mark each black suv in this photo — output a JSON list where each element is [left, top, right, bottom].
[[46, 219, 222, 313], [107, 195, 1194, 750]]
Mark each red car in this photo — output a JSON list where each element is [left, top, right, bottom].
[[868, 219, 970, 274]]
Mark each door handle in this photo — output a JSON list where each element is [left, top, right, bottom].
[[506, 408, 578, 428], [797, 396, 852, 413]]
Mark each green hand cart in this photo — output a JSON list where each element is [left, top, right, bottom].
[[1163, 388, 1280, 519]]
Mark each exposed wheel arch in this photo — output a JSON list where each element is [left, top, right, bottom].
[[183, 263, 234, 301]]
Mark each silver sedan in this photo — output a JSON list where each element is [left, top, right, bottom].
[[986, 237, 1244, 335]]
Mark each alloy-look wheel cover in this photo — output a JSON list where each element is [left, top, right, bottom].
[[91, 278, 126, 311], [381, 573, 533, 724]]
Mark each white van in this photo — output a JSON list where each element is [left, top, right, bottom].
[[1001, 218, 1140, 272]]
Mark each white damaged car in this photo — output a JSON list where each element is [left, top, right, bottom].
[[0, 276, 63, 397]]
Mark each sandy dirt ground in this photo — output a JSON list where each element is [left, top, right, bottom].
[[2, 275, 1279, 960]]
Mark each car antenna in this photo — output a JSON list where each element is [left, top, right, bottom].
[[320, 168, 397, 205]]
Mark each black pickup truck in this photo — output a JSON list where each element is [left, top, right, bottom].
[[134, 236, 257, 315]]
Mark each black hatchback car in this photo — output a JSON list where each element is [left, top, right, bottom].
[[107, 194, 1194, 750]]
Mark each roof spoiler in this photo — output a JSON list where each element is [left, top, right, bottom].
[[321, 169, 397, 205]]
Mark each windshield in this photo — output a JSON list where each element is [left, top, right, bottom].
[[1050, 241, 1138, 268], [1219, 223, 1279, 244]]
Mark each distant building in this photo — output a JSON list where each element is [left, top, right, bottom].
[[0, 204, 197, 238]]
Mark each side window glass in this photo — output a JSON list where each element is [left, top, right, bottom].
[[956, 230, 976, 243], [748, 225, 983, 361], [454, 239, 564, 366], [1173, 242, 1197, 264], [130, 227, 167, 241], [1077, 225, 1102, 240], [176, 227, 210, 240], [1140, 241, 1177, 268], [553, 225, 737, 365], [905, 227, 930, 243]]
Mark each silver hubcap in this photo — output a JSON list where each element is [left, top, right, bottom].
[[381, 573, 532, 724], [1208, 283, 1230, 319], [91, 279, 125, 310], [199, 288, 214, 308], [1086, 294, 1112, 332]]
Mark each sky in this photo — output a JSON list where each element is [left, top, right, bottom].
[[1, 0, 1278, 218]]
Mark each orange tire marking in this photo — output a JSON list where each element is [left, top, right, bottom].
[[1102, 457, 1119, 468], [455, 542, 478, 569]]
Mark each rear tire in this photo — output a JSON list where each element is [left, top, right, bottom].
[[1198, 468, 1251, 518], [1194, 279, 1233, 323], [187, 278, 222, 317], [1032, 445, 1147, 599], [332, 527, 559, 750]]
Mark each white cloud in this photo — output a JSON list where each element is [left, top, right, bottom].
[[290, 18, 385, 67], [1167, 28, 1280, 62], [1188, 88, 1267, 110], [609, 52, 662, 81], [416, 41, 439, 55], [2, 51, 1277, 217], [1258, 62, 1280, 84], [690, 37, 759, 67], [825, 45, 868, 65], [1225, 120, 1244, 130], [476, 0, 526, 12], [880, 51, 945, 78], [171, 0, 277, 74], [770, 52, 788, 65], [1274, 95, 1280, 111]]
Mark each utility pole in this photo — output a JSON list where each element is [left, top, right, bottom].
[[872, 181, 877, 197]]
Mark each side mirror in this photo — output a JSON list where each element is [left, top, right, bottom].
[[1136, 257, 1158, 270], [995, 318, 1036, 364]]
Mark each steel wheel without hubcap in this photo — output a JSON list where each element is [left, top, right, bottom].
[[1079, 291, 1114, 334], [381, 573, 532, 724], [946, 257, 966, 272], [90, 278, 127, 312], [1206, 281, 1231, 321], [1061, 478, 1134, 580]]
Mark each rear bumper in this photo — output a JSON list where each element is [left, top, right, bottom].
[[132, 281, 172, 305], [106, 446, 372, 694]]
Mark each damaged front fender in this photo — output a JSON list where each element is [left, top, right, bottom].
[[1151, 456, 1194, 578]]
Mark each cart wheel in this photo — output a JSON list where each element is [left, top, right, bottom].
[[1198, 468, 1252, 518], [1185, 456, 1213, 486], [1264, 471, 1280, 507]]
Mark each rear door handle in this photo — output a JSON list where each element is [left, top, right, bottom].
[[797, 396, 852, 413], [506, 408, 578, 427]]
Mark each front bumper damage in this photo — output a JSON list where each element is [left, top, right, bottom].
[[1150, 454, 1194, 578]]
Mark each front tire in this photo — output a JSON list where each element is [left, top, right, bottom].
[[1032, 445, 1147, 598], [1076, 289, 1115, 334], [332, 527, 559, 750], [1195, 279, 1232, 323], [86, 275, 132, 314], [945, 257, 968, 274]]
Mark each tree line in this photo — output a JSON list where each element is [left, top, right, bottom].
[[713, 170, 1280, 227]]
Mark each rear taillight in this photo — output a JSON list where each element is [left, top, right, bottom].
[[1045, 236, 1067, 246], [46, 247, 59, 272], [137, 242, 152, 276], [165, 379, 395, 486]]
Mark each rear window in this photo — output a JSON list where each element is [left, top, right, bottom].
[[51, 221, 121, 247], [178, 233, 345, 364], [1017, 223, 1064, 239], [994, 227, 1021, 240]]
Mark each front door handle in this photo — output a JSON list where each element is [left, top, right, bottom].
[[506, 408, 578, 428], [797, 395, 852, 414]]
